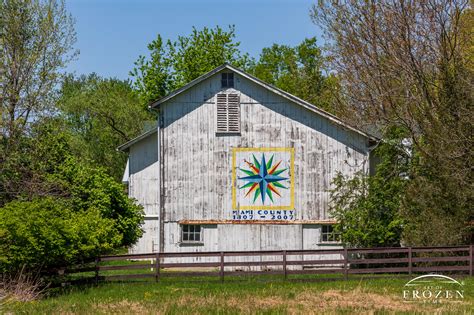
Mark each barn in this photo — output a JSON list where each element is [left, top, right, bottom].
[[118, 64, 378, 261]]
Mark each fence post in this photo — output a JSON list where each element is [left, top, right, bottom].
[[343, 248, 348, 281], [408, 247, 412, 276], [283, 250, 287, 280], [155, 252, 160, 282], [95, 257, 100, 284], [470, 245, 473, 277], [220, 251, 225, 282]]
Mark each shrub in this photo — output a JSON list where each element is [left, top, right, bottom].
[[0, 197, 122, 273], [0, 121, 144, 274], [329, 128, 409, 247], [53, 157, 144, 247]]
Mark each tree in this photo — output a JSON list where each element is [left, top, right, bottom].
[[250, 38, 338, 112], [53, 156, 144, 247], [312, 1, 473, 245], [0, 118, 144, 241], [58, 74, 153, 180], [330, 128, 409, 248], [0, 0, 76, 143], [0, 117, 70, 205], [130, 25, 253, 107], [0, 0, 146, 275], [0, 0, 76, 204]]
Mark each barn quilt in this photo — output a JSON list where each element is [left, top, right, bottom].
[[232, 148, 294, 212]]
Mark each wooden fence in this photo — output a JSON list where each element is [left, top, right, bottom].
[[62, 245, 473, 283]]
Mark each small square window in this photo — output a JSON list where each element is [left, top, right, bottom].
[[321, 225, 341, 243], [221, 73, 234, 88], [181, 225, 202, 243]]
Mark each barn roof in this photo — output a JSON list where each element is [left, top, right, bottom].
[[118, 63, 378, 152], [117, 127, 157, 152], [150, 63, 378, 141]]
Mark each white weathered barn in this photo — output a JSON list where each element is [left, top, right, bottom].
[[119, 64, 377, 258]]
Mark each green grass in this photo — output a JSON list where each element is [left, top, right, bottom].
[[3, 275, 473, 314]]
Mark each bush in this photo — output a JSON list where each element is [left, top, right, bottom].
[[329, 128, 409, 247], [0, 121, 144, 274], [0, 197, 123, 273], [54, 157, 144, 247]]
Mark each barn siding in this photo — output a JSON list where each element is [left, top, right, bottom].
[[128, 132, 160, 216], [128, 132, 160, 254]]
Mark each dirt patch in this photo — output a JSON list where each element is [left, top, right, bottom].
[[95, 299, 148, 314], [293, 288, 415, 313], [230, 288, 413, 314]]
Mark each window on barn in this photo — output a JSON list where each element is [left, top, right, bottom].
[[181, 225, 202, 243], [221, 72, 234, 88], [321, 225, 341, 243], [216, 93, 240, 134]]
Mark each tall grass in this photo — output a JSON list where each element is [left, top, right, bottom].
[[1, 267, 47, 303]]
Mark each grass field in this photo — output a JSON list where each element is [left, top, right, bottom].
[[2, 275, 473, 314]]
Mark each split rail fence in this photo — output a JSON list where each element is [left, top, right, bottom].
[[61, 245, 473, 283]]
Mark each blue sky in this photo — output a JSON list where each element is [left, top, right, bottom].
[[66, 0, 321, 80]]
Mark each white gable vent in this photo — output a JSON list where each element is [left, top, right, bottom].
[[216, 93, 240, 134]]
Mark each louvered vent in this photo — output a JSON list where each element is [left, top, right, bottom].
[[216, 93, 240, 133]]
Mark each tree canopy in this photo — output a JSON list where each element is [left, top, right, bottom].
[[130, 25, 253, 107], [0, 0, 144, 275], [58, 74, 153, 180], [250, 37, 338, 113], [0, 0, 76, 142]]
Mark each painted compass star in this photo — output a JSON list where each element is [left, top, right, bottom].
[[238, 153, 288, 204]]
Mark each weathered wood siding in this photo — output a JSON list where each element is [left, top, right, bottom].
[[128, 132, 160, 215], [128, 132, 160, 253]]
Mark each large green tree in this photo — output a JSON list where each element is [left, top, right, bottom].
[[130, 25, 253, 107], [58, 74, 153, 180], [131, 27, 337, 113], [0, 1, 146, 275]]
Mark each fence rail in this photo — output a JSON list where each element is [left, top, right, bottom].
[[60, 245, 473, 283]]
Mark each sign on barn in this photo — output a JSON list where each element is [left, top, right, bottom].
[[232, 147, 294, 220]]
